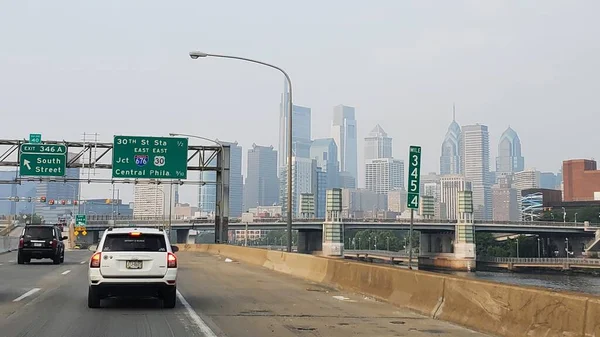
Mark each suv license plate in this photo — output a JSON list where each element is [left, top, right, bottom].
[[126, 261, 142, 269], [34, 243, 42, 247]]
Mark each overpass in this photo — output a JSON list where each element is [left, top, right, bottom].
[[82, 216, 600, 235]]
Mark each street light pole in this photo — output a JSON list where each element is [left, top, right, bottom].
[[189, 51, 294, 253]]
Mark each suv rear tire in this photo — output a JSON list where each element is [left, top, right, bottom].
[[17, 254, 24, 265], [163, 287, 177, 309], [88, 286, 101, 308], [52, 254, 61, 265]]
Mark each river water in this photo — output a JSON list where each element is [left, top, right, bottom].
[[437, 269, 600, 296]]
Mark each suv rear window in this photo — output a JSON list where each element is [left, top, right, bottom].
[[24, 227, 54, 240], [102, 234, 167, 252]]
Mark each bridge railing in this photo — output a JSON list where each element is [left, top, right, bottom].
[[83, 215, 600, 229], [478, 256, 600, 265]]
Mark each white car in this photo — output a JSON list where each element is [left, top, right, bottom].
[[87, 227, 179, 308]]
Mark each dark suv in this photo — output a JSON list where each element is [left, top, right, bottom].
[[17, 225, 67, 264]]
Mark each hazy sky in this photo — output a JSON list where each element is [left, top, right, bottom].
[[1, 0, 599, 204]]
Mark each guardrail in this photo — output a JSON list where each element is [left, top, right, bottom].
[[478, 256, 600, 265]]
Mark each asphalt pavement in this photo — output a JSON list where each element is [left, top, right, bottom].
[[0, 249, 489, 336]]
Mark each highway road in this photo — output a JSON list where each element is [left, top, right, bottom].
[[0, 249, 488, 336]]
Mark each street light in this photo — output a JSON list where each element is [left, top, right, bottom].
[[170, 133, 223, 241], [575, 212, 578, 223], [562, 207, 566, 223], [188, 51, 294, 253]]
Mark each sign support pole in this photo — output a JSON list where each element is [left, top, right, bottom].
[[406, 145, 422, 271], [408, 208, 414, 269]]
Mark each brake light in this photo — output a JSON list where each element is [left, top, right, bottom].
[[18, 238, 23, 248], [129, 232, 141, 236], [90, 252, 101, 268], [167, 252, 177, 268], [51, 239, 57, 249]]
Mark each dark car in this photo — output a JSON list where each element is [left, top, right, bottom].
[[17, 225, 67, 264]]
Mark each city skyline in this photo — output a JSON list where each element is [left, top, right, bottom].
[[2, 2, 598, 207]]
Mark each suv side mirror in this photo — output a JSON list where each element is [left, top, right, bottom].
[[171, 245, 179, 253], [61, 236, 68, 241]]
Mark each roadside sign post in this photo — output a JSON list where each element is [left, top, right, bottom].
[[112, 136, 188, 179], [406, 145, 422, 270], [75, 214, 87, 226], [19, 144, 67, 177], [75, 214, 87, 236]]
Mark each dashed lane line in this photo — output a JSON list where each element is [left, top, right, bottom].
[[13, 288, 41, 302]]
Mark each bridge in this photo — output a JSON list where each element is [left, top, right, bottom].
[[82, 216, 600, 235], [342, 249, 600, 271]]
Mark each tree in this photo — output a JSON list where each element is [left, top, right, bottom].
[[347, 229, 411, 252], [17, 213, 42, 225]]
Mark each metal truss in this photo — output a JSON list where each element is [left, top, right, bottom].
[[0, 138, 227, 185]]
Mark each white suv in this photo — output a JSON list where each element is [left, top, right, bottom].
[[88, 227, 178, 308]]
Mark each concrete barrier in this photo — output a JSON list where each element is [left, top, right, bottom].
[[176, 244, 600, 337]]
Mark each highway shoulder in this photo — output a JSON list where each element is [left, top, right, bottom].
[[176, 252, 489, 337]]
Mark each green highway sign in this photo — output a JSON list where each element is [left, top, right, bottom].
[[19, 144, 67, 177], [29, 134, 42, 144], [407, 145, 422, 209], [75, 214, 87, 226], [112, 136, 188, 179]]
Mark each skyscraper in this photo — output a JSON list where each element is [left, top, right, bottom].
[[364, 124, 392, 160], [197, 141, 243, 218], [278, 80, 311, 167], [198, 157, 217, 215], [440, 106, 462, 175], [440, 175, 472, 220], [496, 126, 525, 174], [331, 105, 358, 187], [279, 157, 318, 216], [461, 124, 492, 220], [133, 183, 177, 219], [310, 138, 339, 189], [365, 158, 405, 194], [244, 144, 279, 209]]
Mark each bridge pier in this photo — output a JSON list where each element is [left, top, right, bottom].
[[176, 229, 189, 244], [297, 229, 322, 254], [418, 191, 476, 272]]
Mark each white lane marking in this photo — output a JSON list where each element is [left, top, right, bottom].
[[9, 260, 15, 263], [176, 290, 218, 337], [332, 295, 356, 302], [13, 288, 41, 302], [61, 270, 71, 275], [80, 261, 86, 264]]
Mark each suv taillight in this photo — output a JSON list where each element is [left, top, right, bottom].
[[167, 252, 177, 268], [18, 238, 23, 249], [90, 252, 101, 268], [51, 239, 57, 249]]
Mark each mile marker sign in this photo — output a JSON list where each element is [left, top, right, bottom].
[[407, 145, 422, 209]]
